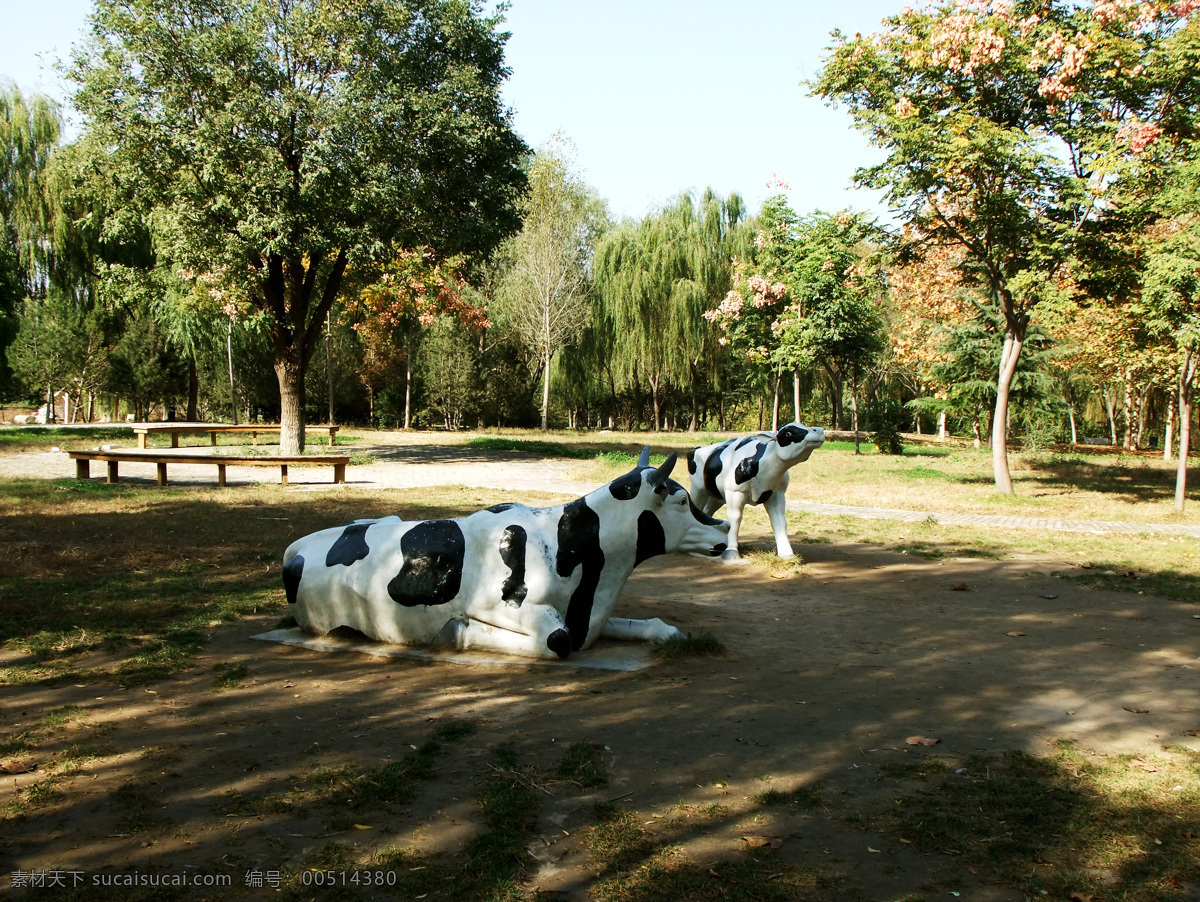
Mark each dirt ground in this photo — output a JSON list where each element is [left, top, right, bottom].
[[3, 517, 1198, 899]]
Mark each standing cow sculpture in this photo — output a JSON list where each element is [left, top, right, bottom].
[[687, 423, 825, 561], [282, 449, 729, 660]]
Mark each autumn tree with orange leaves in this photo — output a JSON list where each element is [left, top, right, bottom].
[[346, 249, 485, 429], [814, 0, 1193, 493]]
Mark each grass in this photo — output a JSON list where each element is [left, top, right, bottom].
[[652, 631, 728, 660], [860, 741, 1200, 902]]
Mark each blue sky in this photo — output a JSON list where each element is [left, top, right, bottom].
[[2, 0, 901, 222]]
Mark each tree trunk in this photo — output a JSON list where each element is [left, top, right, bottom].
[[46, 383, 55, 423], [771, 371, 781, 431], [1165, 393, 1176, 462], [187, 352, 199, 421], [793, 368, 801, 425], [1068, 405, 1078, 445], [326, 312, 334, 426], [688, 361, 700, 432], [938, 410, 947, 442], [540, 353, 551, 432], [1122, 372, 1134, 450], [851, 372, 860, 455], [649, 374, 661, 432], [992, 327, 1025, 495], [275, 353, 306, 454], [405, 328, 414, 430], [227, 318, 239, 426], [1175, 348, 1197, 513], [1105, 385, 1118, 445]]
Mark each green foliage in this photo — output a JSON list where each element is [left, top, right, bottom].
[[868, 400, 906, 454], [417, 316, 481, 429], [70, 0, 528, 448]]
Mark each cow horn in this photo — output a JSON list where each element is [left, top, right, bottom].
[[647, 451, 677, 487], [637, 446, 651, 467]]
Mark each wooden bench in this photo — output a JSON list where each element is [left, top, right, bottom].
[[68, 449, 350, 487], [133, 423, 340, 449]]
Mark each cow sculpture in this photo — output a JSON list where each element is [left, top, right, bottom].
[[282, 449, 729, 660], [687, 423, 825, 561]]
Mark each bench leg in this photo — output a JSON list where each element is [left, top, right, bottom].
[[171, 434, 180, 448], [138, 435, 148, 449], [251, 432, 258, 446], [280, 464, 288, 487], [210, 432, 217, 446], [157, 462, 168, 486], [333, 463, 345, 484], [329, 430, 336, 447], [217, 464, 227, 488], [75, 459, 90, 480], [107, 461, 119, 484]]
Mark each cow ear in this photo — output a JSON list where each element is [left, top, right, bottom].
[[647, 451, 678, 487], [637, 446, 651, 468]]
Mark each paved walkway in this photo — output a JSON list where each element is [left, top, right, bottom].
[[786, 500, 1200, 537]]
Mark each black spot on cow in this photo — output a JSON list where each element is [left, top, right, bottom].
[[635, 510, 666, 566], [487, 502, 518, 514], [325, 522, 371, 567], [777, 424, 809, 447], [608, 468, 645, 500], [686, 449, 697, 475], [556, 499, 604, 651], [283, 555, 304, 605], [498, 525, 528, 605], [736, 436, 757, 449], [703, 441, 730, 499], [387, 520, 466, 607], [757, 489, 773, 505], [735, 441, 768, 485]]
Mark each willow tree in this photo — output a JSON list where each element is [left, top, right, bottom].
[[496, 139, 607, 431], [1, 82, 61, 397], [70, 0, 527, 451], [594, 190, 748, 431]]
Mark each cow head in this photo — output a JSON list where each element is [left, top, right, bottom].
[[775, 422, 826, 463], [612, 448, 729, 562]]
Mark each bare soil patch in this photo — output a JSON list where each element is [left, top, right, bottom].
[[3, 525, 1197, 899]]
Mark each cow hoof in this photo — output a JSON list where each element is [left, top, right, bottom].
[[431, 616, 468, 651], [546, 628, 572, 659], [776, 550, 797, 560], [720, 548, 742, 562]]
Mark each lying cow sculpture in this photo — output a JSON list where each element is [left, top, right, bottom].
[[687, 423, 825, 561], [282, 449, 729, 660]]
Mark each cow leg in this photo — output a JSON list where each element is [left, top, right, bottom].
[[602, 617, 683, 644], [433, 606, 571, 660], [702, 497, 723, 517], [720, 497, 746, 561], [763, 489, 795, 558]]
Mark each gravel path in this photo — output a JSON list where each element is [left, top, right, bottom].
[[4, 434, 1198, 537]]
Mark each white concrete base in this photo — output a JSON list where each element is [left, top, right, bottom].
[[251, 627, 653, 671]]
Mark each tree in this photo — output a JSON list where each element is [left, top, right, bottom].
[[496, 138, 607, 431], [1, 82, 61, 397], [1142, 149, 1200, 511], [346, 248, 480, 428], [71, 0, 527, 452], [594, 190, 749, 431], [814, 0, 1140, 492]]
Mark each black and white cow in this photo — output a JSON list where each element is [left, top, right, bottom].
[[282, 450, 729, 660], [687, 422, 825, 561]]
